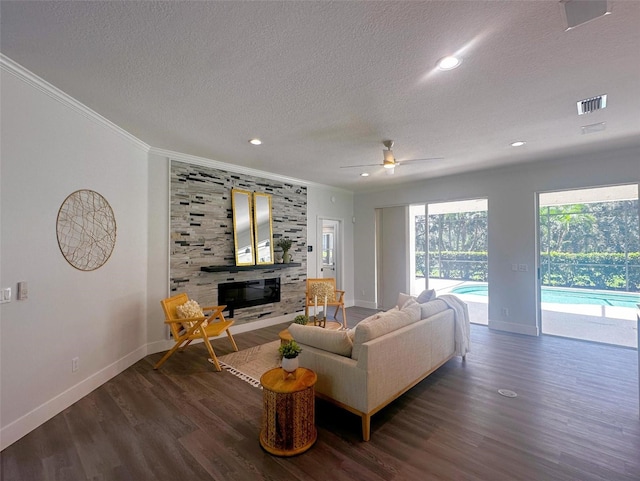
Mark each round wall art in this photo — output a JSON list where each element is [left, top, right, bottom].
[[56, 189, 117, 271]]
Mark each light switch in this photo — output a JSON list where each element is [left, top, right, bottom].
[[17, 281, 28, 300], [1, 287, 11, 304]]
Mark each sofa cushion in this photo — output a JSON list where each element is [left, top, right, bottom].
[[416, 289, 437, 303], [400, 298, 421, 322], [420, 299, 449, 319], [351, 308, 416, 360], [396, 292, 413, 308], [397, 289, 436, 309], [288, 323, 353, 357]]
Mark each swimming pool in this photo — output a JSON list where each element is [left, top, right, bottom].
[[449, 284, 640, 309]]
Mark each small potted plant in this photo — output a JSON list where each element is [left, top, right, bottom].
[[278, 340, 302, 375], [276, 237, 293, 263], [293, 314, 309, 325]]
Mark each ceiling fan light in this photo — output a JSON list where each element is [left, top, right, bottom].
[[383, 161, 395, 169], [437, 56, 461, 70]]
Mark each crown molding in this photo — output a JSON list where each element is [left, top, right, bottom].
[[151, 147, 350, 192], [1, 54, 350, 195], [0, 54, 150, 153]]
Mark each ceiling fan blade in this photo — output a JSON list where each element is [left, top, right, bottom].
[[340, 163, 382, 169], [398, 157, 444, 164]]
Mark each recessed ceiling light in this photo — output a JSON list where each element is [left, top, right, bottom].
[[360, 172, 370, 177], [511, 141, 526, 147], [249, 138, 262, 145], [437, 56, 461, 70]]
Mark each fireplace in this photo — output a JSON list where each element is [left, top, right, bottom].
[[218, 278, 281, 316]]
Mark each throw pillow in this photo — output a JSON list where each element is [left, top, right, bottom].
[[416, 289, 437, 303], [309, 281, 336, 302], [176, 299, 207, 329], [288, 323, 353, 357], [400, 298, 421, 322], [396, 292, 414, 309]]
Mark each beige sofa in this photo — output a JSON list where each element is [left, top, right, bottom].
[[288, 294, 470, 441]]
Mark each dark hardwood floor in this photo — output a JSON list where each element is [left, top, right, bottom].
[[2, 307, 639, 480]]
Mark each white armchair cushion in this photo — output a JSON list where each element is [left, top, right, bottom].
[[288, 323, 353, 357]]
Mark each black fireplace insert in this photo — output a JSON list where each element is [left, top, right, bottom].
[[218, 278, 280, 316]]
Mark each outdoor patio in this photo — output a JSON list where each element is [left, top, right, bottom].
[[415, 278, 639, 349]]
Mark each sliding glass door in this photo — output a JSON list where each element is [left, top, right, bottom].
[[410, 199, 488, 325], [538, 184, 640, 347]]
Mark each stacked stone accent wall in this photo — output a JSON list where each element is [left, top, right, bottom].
[[170, 161, 307, 325]]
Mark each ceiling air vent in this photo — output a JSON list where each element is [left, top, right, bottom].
[[577, 94, 607, 115]]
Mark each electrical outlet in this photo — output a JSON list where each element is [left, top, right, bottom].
[[72, 357, 79, 373], [511, 263, 518, 271], [501, 307, 509, 317], [518, 264, 528, 272]]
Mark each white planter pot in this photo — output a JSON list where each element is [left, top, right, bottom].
[[281, 356, 299, 373]]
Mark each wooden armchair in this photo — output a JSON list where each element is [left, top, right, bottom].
[[154, 293, 238, 371], [304, 278, 347, 329]]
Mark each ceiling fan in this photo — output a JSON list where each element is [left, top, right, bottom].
[[341, 140, 443, 175]]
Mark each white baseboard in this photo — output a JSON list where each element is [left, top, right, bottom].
[[2, 309, 349, 450], [0, 345, 147, 451], [354, 299, 378, 310], [488, 319, 539, 336]]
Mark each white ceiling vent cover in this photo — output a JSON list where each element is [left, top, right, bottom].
[[577, 94, 607, 115]]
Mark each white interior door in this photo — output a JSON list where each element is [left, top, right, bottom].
[[318, 218, 341, 288]]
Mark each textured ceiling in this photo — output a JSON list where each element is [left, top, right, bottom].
[[2, 1, 639, 192]]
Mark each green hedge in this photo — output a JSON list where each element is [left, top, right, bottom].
[[540, 252, 640, 290], [421, 251, 488, 282], [418, 251, 640, 291]]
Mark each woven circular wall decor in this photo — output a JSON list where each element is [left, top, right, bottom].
[[56, 189, 117, 271]]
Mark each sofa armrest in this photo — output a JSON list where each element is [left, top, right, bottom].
[[356, 314, 442, 411]]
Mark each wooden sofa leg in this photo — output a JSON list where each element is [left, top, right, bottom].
[[361, 414, 371, 441]]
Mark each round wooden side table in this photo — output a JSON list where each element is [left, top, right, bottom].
[[259, 367, 317, 456]]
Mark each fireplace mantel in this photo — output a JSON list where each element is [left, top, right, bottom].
[[201, 263, 301, 273]]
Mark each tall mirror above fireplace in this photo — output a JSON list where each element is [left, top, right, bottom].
[[231, 189, 255, 266], [253, 193, 274, 265]]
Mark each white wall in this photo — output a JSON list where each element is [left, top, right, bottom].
[[306, 186, 355, 305], [146, 152, 171, 350], [0, 63, 357, 449], [0, 64, 150, 449], [354, 145, 640, 335]]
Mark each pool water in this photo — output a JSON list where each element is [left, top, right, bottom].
[[450, 284, 640, 309]]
